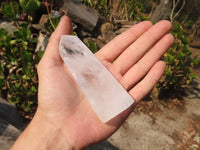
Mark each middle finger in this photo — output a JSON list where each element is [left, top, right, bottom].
[[113, 20, 172, 75]]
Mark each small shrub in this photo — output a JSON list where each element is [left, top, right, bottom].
[[158, 23, 198, 97], [81, 0, 148, 21], [0, 26, 44, 113], [1, 2, 20, 25], [0, 2, 44, 114], [0, 25, 44, 113], [19, 0, 40, 15], [184, 17, 196, 29]]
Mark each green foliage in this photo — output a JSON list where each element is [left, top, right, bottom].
[[19, 0, 40, 15], [86, 40, 98, 53], [72, 31, 78, 36], [158, 23, 198, 92], [45, 17, 61, 33], [153, 0, 159, 3], [1, 2, 20, 21], [0, 25, 43, 113], [184, 17, 196, 29], [81, 0, 148, 21]]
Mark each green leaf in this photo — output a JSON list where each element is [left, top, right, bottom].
[[30, 85, 37, 93], [24, 106, 32, 112], [11, 2, 20, 16], [22, 66, 32, 77], [4, 5, 15, 19], [22, 101, 34, 112], [15, 82, 20, 88], [1, 2, 7, 13], [19, 0, 29, 10], [72, 32, 78, 36], [14, 24, 32, 41], [87, 40, 98, 53], [177, 52, 185, 59], [165, 68, 172, 77], [191, 58, 199, 66], [11, 59, 18, 65], [37, 51, 44, 59], [31, 37, 38, 43], [0, 75, 5, 88], [19, 23, 28, 29], [20, 0, 40, 15], [181, 35, 189, 44], [28, 85, 37, 95], [23, 50, 33, 63], [10, 96, 20, 105], [0, 62, 3, 73], [1, 2, 19, 20], [12, 47, 19, 55], [189, 73, 196, 81], [0, 28, 9, 41], [45, 17, 61, 33]]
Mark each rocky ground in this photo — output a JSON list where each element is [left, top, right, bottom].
[[84, 76, 200, 150], [108, 77, 200, 150]]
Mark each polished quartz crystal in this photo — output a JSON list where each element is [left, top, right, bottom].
[[59, 35, 134, 122]]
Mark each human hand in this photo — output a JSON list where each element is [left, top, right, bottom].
[[12, 16, 174, 150]]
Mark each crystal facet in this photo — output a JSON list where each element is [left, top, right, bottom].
[[59, 35, 134, 122]]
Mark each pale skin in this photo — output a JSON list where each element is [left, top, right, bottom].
[[11, 16, 174, 150]]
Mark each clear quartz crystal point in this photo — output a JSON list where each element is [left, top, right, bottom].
[[59, 35, 134, 122]]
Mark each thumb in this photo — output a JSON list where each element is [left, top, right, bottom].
[[43, 16, 72, 61]]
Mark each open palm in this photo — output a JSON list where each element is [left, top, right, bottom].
[[36, 16, 174, 149]]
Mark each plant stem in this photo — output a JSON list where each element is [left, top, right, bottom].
[[45, 0, 56, 30]]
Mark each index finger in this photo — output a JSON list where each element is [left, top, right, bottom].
[[95, 21, 153, 62]]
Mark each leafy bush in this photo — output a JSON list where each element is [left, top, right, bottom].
[[19, 0, 40, 15], [0, 2, 44, 114], [158, 23, 198, 95], [0, 25, 43, 113], [81, 0, 149, 21], [184, 17, 196, 29], [1, 2, 20, 25]]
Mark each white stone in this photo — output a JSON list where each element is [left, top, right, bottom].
[[59, 35, 134, 122]]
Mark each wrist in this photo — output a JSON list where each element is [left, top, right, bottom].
[[11, 111, 75, 150]]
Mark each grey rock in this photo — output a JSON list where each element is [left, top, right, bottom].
[[0, 97, 25, 150], [50, 10, 60, 18], [150, 0, 172, 22], [100, 22, 115, 43], [37, 11, 61, 34], [114, 20, 136, 25], [35, 32, 50, 52], [39, 14, 50, 34], [0, 97, 25, 130], [101, 23, 114, 34], [0, 119, 22, 150], [108, 113, 175, 150], [189, 39, 200, 48], [32, 24, 41, 31], [60, 0, 99, 31], [186, 77, 200, 116], [115, 24, 133, 35], [84, 141, 119, 150], [0, 20, 17, 34], [115, 28, 128, 35], [108, 79, 200, 150]]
